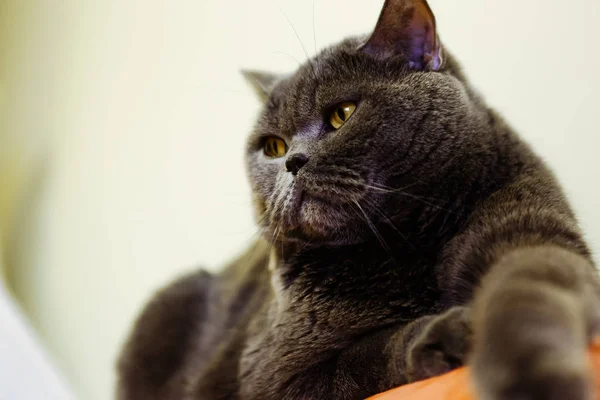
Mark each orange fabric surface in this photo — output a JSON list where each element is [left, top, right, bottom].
[[369, 341, 600, 400]]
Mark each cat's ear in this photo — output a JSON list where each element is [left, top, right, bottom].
[[360, 0, 443, 71], [241, 70, 281, 102]]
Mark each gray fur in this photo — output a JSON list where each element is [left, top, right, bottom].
[[117, 1, 600, 399]]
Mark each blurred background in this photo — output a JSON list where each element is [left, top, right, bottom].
[[1, 0, 599, 399]]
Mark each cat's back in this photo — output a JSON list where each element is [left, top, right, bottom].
[[116, 239, 272, 400]]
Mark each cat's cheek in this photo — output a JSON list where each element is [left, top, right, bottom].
[[252, 196, 267, 221]]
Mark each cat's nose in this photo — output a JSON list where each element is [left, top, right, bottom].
[[285, 153, 309, 175]]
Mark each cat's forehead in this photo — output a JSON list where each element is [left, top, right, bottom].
[[267, 38, 376, 113], [289, 38, 370, 88], [274, 36, 416, 104]]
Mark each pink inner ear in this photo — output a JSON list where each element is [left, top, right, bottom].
[[361, 0, 442, 71], [409, 1, 441, 70]]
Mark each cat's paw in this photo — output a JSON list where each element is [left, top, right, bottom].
[[471, 286, 596, 399], [472, 348, 593, 400], [406, 306, 473, 382]]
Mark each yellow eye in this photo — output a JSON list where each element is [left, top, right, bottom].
[[329, 102, 357, 129], [263, 137, 288, 158]]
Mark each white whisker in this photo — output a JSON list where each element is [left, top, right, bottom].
[[351, 200, 392, 256]]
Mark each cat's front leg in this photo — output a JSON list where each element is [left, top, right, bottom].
[[406, 306, 472, 382], [239, 307, 471, 400], [471, 246, 600, 400]]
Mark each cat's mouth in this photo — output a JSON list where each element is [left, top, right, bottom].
[[282, 186, 306, 228], [277, 188, 298, 227]]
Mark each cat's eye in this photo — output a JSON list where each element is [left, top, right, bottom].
[[329, 102, 357, 130], [263, 137, 288, 158]]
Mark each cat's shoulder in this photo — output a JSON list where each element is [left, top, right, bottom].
[[116, 269, 214, 399]]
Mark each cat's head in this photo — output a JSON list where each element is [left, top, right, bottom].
[[245, 0, 492, 246]]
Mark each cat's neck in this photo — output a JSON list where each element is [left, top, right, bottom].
[[272, 236, 438, 289], [265, 238, 444, 320]]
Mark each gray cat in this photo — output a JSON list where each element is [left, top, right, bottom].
[[117, 0, 600, 399]]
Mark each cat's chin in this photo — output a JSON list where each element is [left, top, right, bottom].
[[269, 196, 365, 245]]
